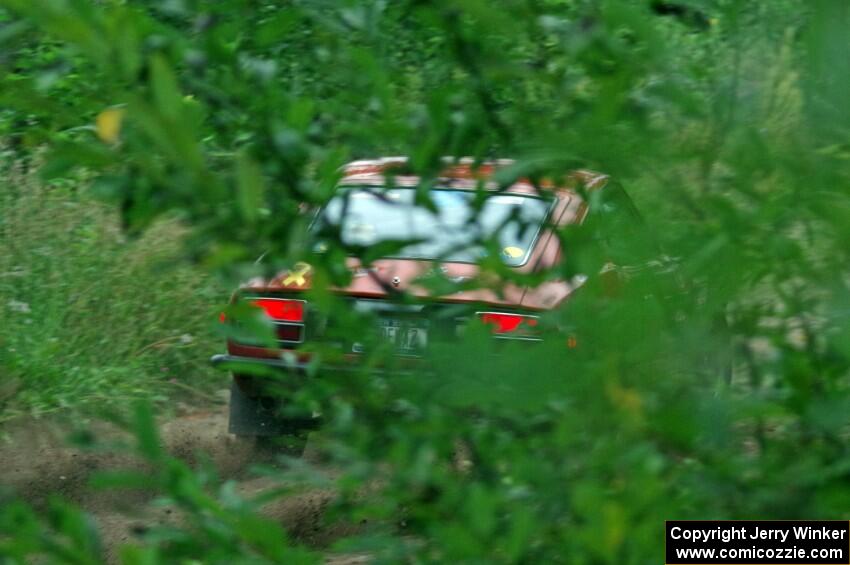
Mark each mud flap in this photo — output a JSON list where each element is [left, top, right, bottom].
[[228, 380, 319, 440], [229, 381, 296, 437]]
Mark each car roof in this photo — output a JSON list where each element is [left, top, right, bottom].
[[340, 157, 607, 196]]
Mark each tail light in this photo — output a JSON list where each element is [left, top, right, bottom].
[[477, 312, 541, 339], [251, 298, 305, 322], [250, 297, 306, 344]]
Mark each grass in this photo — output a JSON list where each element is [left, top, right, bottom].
[[0, 153, 228, 422]]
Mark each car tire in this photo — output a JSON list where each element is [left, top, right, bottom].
[[228, 381, 310, 457]]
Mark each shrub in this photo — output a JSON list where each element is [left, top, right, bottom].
[[1, 1, 849, 563], [0, 154, 225, 420]]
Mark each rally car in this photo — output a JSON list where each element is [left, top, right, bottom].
[[213, 157, 642, 446]]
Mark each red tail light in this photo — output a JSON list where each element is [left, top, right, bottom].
[[477, 312, 540, 337], [251, 298, 305, 322]]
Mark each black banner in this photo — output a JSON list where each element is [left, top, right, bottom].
[[666, 521, 849, 564]]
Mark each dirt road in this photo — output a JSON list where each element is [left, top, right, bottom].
[[0, 396, 366, 562]]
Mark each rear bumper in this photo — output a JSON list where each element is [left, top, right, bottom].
[[211, 353, 312, 371], [210, 353, 423, 375]]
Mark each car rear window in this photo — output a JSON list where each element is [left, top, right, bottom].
[[312, 187, 553, 265]]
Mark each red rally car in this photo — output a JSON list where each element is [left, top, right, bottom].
[[213, 157, 641, 442]]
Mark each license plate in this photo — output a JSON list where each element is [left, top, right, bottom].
[[378, 318, 428, 353]]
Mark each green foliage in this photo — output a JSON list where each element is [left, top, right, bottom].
[[0, 154, 225, 421], [2, 0, 850, 563]]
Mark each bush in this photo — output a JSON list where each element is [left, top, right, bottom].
[[0, 154, 225, 420], [1, 0, 849, 563]]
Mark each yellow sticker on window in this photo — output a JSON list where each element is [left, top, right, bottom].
[[282, 262, 312, 286], [502, 246, 524, 258]]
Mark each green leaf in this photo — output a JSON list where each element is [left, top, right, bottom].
[[149, 54, 182, 118], [131, 401, 163, 462], [41, 140, 116, 180], [236, 151, 265, 221]]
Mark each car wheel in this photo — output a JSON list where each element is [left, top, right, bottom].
[[228, 381, 310, 457]]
